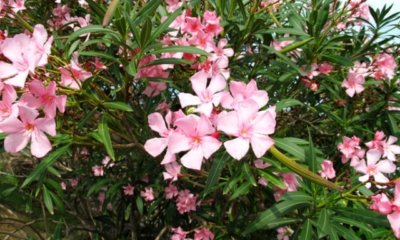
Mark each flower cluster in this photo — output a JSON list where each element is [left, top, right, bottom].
[[0, 25, 66, 158]]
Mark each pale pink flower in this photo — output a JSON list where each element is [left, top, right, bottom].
[[143, 82, 167, 97], [254, 159, 271, 169], [366, 131, 385, 152], [342, 71, 365, 97], [141, 187, 155, 202], [21, 80, 66, 118], [92, 165, 104, 176], [194, 227, 214, 240], [178, 70, 226, 116], [271, 40, 294, 51], [0, 25, 51, 87], [388, 182, 400, 238], [189, 30, 215, 52], [0, 84, 18, 122], [122, 184, 134, 196], [60, 53, 92, 89], [281, 173, 300, 192], [176, 189, 197, 214], [217, 100, 275, 160], [164, 184, 179, 199], [136, 55, 169, 79], [277, 227, 292, 240], [168, 114, 221, 170], [319, 160, 336, 179], [9, 0, 26, 13], [0, 106, 55, 157], [60, 181, 67, 190], [303, 64, 320, 79], [165, 0, 184, 13], [102, 156, 114, 168], [144, 111, 176, 164], [382, 136, 400, 161], [370, 193, 393, 214], [171, 227, 188, 240], [258, 177, 268, 186], [220, 80, 269, 110], [211, 39, 234, 63], [163, 161, 181, 182], [354, 149, 396, 185], [338, 136, 365, 165], [373, 53, 397, 80]]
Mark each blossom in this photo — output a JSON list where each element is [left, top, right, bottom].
[[254, 159, 271, 169], [163, 161, 181, 182], [276, 227, 292, 240], [271, 40, 293, 51], [0, 106, 55, 157], [370, 193, 393, 215], [388, 182, 400, 238], [318, 63, 333, 75], [143, 82, 167, 97], [341, 71, 365, 97], [258, 177, 268, 186], [164, 184, 179, 199], [9, 0, 26, 13], [92, 165, 104, 176], [144, 111, 177, 164], [171, 227, 188, 240], [338, 136, 365, 165], [217, 100, 275, 160], [168, 114, 221, 170], [194, 227, 214, 240], [60, 53, 92, 89], [382, 136, 400, 161], [141, 187, 155, 202], [0, 25, 52, 87], [318, 160, 336, 179], [21, 80, 66, 118], [221, 80, 269, 110], [176, 189, 197, 214], [366, 131, 385, 152], [373, 53, 397, 80], [122, 184, 134, 196], [354, 149, 396, 185], [0, 84, 18, 122], [178, 70, 226, 116]]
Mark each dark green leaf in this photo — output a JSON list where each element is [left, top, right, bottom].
[[43, 185, 54, 215], [98, 115, 115, 160], [299, 219, 313, 240], [104, 102, 133, 112]]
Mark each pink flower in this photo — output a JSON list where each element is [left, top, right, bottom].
[[277, 227, 292, 240], [303, 64, 320, 79], [168, 114, 221, 170], [0, 106, 55, 157], [0, 84, 18, 122], [217, 100, 275, 160], [178, 70, 226, 116], [254, 159, 271, 169], [318, 63, 333, 75], [91, 57, 107, 70], [342, 71, 365, 97], [141, 187, 155, 202], [102, 156, 114, 168], [60, 53, 92, 89], [221, 80, 269, 110], [370, 193, 393, 214], [122, 184, 134, 196], [176, 189, 197, 214], [373, 53, 397, 80], [258, 177, 268, 186], [366, 131, 385, 152], [92, 165, 104, 176], [281, 173, 300, 192], [319, 160, 336, 179], [271, 40, 294, 51], [338, 136, 365, 165], [165, 0, 184, 13], [21, 80, 66, 118], [354, 149, 396, 185], [0, 25, 51, 87], [9, 0, 26, 13], [203, 11, 223, 36], [183, 17, 203, 35], [143, 82, 167, 97], [171, 227, 188, 240], [194, 227, 214, 240], [164, 184, 179, 199], [163, 161, 181, 182], [388, 182, 400, 238], [382, 136, 400, 161]]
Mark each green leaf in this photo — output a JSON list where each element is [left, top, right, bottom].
[[150, 46, 208, 56], [229, 181, 252, 201], [136, 196, 144, 215], [143, 58, 194, 67], [43, 185, 54, 215], [258, 170, 286, 189], [244, 194, 313, 234], [150, 6, 184, 42], [87, 179, 112, 196], [317, 209, 330, 238], [140, 18, 152, 48], [332, 216, 373, 235], [133, 0, 161, 25], [243, 163, 257, 186], [204, 152, 229, 195], [79, 51, 119, 63], [305, 132, 317, 173], [275, 99, 303, 111], [334, 207, 390, 228], [21, 145, 70, 188], [98, 115, 115, 160], [66, 25, 120, 45], [103, 102, 133, 112], [279, 38, 314, 54], [258, 28, 309, 36], [332, 222, 361, 240], [299, 219, 313, 240], [274, 138, 305, 161]]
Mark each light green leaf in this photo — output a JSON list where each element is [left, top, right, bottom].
[[98, 115, 115, 160], [103, 102, 133, 112]]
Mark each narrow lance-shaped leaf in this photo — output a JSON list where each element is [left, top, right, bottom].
[[98, 115, 115, 160], [102, 0, 120, 26]]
